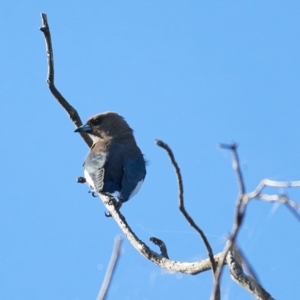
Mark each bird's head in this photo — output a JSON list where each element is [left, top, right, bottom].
[[74, 112, 133, 143]]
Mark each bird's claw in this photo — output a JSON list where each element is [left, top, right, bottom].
[[104, 197, 122, 217], [105, 211, 112, 217], [108, 198, 122, 209], [77, 177, 97, 197], [88, 189, 98, 197]]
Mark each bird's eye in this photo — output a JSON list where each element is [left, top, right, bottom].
[[93, 117, 102, 125]]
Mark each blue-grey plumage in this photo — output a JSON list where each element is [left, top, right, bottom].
[[75, 112, 146, 203]]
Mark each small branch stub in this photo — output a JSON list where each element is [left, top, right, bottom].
[[150, 237, 169, 259]]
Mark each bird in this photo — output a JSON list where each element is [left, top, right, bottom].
[[74, 112, 146, 207]]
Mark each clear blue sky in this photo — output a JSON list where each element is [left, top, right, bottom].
[[1, 1, 300, 299]]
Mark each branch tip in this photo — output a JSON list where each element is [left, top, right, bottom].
[[97, 236, 123, 300], [39, 14, 93, 148], [155, 139, 167, 148], [218, 142, 238, 150]]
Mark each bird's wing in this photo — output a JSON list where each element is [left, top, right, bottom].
[[120, 156, 146, 202], [84, 150, 107, 191]]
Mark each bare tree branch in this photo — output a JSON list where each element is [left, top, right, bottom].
[[246, 179, 300, 222], [156, 140, 220, 299], [255, 194, 300, 222], [39, 13, 92, 148], [248, 179, 300, 195], [211, 143, 259, 300], [97, 236, 123, 300], [284, 202, 300, 222], [234, 246, 261, 288], [96, 194, 224, 274], [219, 143, 246, 195], [227, 244, 274, 300], [210, 144, 300, 300]]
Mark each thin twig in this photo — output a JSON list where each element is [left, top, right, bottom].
[[248, 179, 300, 198], [211, 143, 279, 300], [284, 202, 300, 222], [246, 179, 300, 222], [156, 140, 220, 299], [39, 13, 92, 148], [97, 236, 123, 300], [98, 194, 225, 274], [211, 143, 248, 300], [219, 143, 245, 195], [253, 194, 300, 222]]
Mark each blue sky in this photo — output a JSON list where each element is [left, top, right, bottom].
[[1, 1, 300, 299]]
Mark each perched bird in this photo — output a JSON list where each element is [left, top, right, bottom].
[[75, 112, 146, 205]]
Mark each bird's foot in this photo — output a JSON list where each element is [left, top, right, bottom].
[[105, 211, 112, 217], [108, 197, 122, 207], [104, 196, 122, 217], [88, 190, 98, 197], [86, 187, 99, 197]]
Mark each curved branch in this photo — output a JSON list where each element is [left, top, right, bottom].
[[39, 13, 92, 148], [227, 245, 274, 300], [211, 143, 249, 300], [156, 140, 220, 298], [210, 144, 300, 300], [247, 179, 300, 222], [98, 194, 224, 274], [150, 237, 169, 258], [97, 236, 123, 300], [248, 179, 300, 196]]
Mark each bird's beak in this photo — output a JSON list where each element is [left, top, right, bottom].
[[74, 124, 92, 133]]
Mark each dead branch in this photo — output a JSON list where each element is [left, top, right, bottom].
[[211, 144, 274, 300], [96, 194, 224, 274], [210, 143, 247, 300], [156, 140, 220, 299], [211, 145, 300, 299], [97, 236, 123, 300], [39, 13, 92, 148], [227, 245, 274, 300], [246, 179, 300, 222]]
